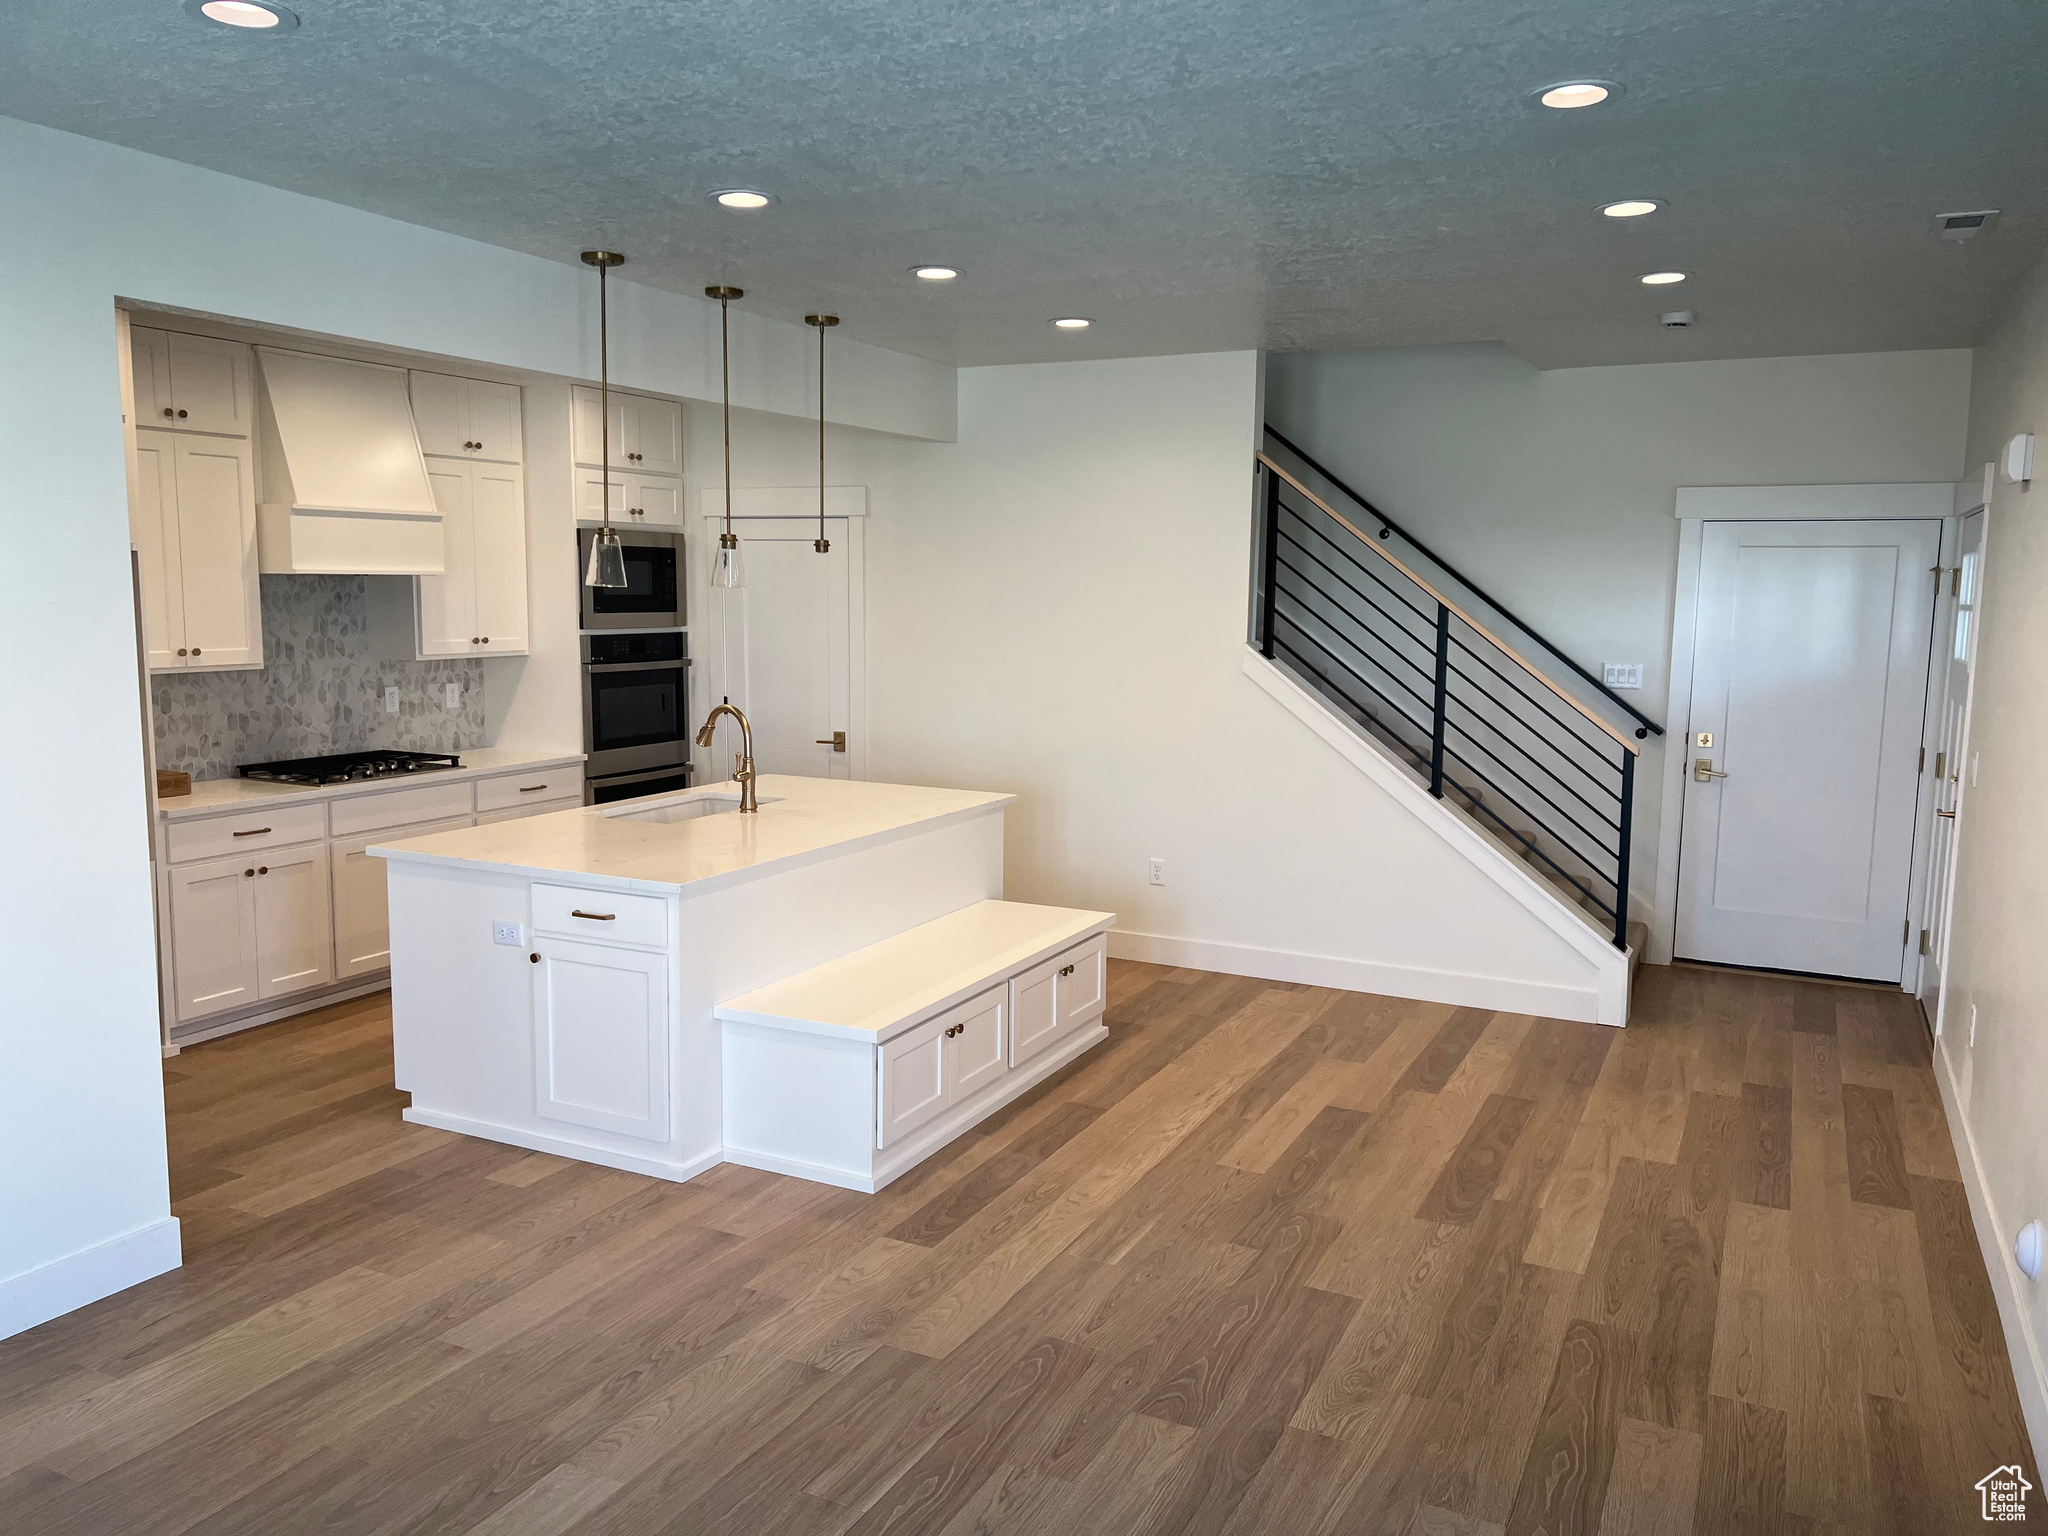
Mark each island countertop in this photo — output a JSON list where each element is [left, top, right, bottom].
[[369, 775, 1016, 897]]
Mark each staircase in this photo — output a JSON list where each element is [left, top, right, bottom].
[[1252, 427, 1663, 952]]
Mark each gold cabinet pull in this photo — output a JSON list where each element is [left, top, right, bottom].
[[518, 784, 548, 793], [570, 909, 616, 921], [1059, 964, 1076, 977], [232, 827, 273, 837]]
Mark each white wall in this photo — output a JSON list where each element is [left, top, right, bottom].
[[1263, 344, 1973, 918], [861, 353, 1608, 1012], [0, 113, 952, 1339], [1941, 245, 2048, 1462]]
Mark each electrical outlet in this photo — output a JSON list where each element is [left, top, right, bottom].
[[1603, 662, 1644, 690], [1148, 858, 1166, 887], [444, 682, 461, 708], [383, 686, 400, 715], [492, 920, 524, 947]]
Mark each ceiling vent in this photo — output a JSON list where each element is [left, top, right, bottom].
[[1932, 210, 2000, 241]]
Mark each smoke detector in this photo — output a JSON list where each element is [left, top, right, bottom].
[[1660, 310, 1694, 328], [1932, 210, 2000, 242]]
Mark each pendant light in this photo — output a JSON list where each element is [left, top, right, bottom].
[[580, 249, 629, 588], [706, 285, 745, 589], [804, 314, 838, 554]]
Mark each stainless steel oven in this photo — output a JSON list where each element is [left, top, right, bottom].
[[582, 631, 691, 799], [577, 528, 684, 631]]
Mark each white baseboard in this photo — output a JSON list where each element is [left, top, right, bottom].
[[1934, 1044, 2048, 1471], [171, 976, 390, 1048], [0, 1217, 183, 1342], [399, 1107, 725, 1186], [1109, 928, 1609, 1025]]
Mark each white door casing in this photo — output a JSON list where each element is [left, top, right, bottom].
[[1675, 519, 1940, 981], [697, 510, 864, 783], [1924, 511, 1986, 1026]]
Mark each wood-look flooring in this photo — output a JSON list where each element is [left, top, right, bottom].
[[1, 962, 2037, 1534]]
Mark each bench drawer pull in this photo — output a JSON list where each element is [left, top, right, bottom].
[[1059, 964, 1076, 977], [571, 909, 617, 922]]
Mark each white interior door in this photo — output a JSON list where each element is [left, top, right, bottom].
[[1921, 511, 1985, 1015], [699, 515, 858, 782], [1676, 519, 1940, 981]]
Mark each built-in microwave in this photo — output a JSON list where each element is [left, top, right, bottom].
[[577, 527, 684, 631], [583, 631, 691, 799]]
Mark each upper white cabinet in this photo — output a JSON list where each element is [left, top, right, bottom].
[[131, 327, 254, 437], [411, 371, 523, 463], [132, 427, 263, 671], [576, 467, 681, 528], [572, 387, 682, 479], [371, 458, 529, 657]]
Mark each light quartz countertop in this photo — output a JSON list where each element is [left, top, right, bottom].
[[369, 775, 1014, 897], [155, 748, 586, 822]]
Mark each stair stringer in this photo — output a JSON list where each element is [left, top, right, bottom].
[[1243, 648, 1633, 1026]]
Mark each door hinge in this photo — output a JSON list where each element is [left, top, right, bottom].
[[1904, 919, 1911, 945], [1918, 927, 1931, 955], [1919, 747, 1926, 773]]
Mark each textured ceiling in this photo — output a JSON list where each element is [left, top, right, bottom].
[[5, 0, 2043, 368]]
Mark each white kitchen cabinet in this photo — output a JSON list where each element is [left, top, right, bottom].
[[410, 371, 522, 463], [333, 815, 473, 979], [168, 855, 261, 1021], [132, 427, 262, 671], [577, 467, 679, 528], [253, 842, 336, 999], [1010, 933, 1108, 1069], [572, 386, 682, 478], [131, 327, 254, 437], [876, 986, 1008, 1148], [368, 457, 528, 658], [531, 938, 672, 1140]]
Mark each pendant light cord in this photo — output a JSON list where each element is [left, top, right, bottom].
[[599, 260, 612, 535], [720, 292, 733, 543], [817, 321, 826, 548]]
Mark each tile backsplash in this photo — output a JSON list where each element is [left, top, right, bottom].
[[151, 576, 487, 781]]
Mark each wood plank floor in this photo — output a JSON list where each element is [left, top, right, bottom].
[[2, 962, 2037, 1534]]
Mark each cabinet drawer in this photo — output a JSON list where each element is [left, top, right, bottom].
[[329, 780, 476, 835], [532, 883, 668, 948], [166, 802, 327, 864], [477, 768, 581, 813], [476, 798, 581, 826]]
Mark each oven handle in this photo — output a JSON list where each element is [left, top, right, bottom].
[[584, 659, 693, 675]]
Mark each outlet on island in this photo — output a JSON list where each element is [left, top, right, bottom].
[[492, 920, 524, 947]]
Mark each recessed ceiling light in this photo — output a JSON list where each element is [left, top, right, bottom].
[[1050, 317, 1092, 330], [1639, 270, 1688, 285], [911, 265, 959, 281], [1536, 80, 1616, 110], [712, 189, 774, 210], [186, 0, 298, 29], [1600, 199, 1662, 219]]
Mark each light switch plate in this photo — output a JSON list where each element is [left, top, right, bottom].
[[493, 920, 524, 947], [1603, 662, 1644, 690]]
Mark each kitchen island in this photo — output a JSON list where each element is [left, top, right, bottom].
[[372, 776, 1113, 1190]]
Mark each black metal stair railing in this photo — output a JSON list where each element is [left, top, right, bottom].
[[1253, 438, 1657, 950]]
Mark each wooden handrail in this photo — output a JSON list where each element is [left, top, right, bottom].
[[1257, 451, 1640, 757]]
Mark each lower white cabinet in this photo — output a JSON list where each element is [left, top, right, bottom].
[[255, 843, 335, 998], [168, 855, 262, 1021], [531, 937, 672, 1140], [1011, 934, 1108, 1068], [333, 815, 473, 979]]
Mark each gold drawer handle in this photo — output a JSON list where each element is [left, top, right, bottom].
[[570, 909, 616, 921], [1059, 964, 1076, 977], [518, 784, 549, 793], [233, 827, 273, 837]]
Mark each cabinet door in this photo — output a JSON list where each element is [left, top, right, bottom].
[[464, 379, 523, 464], [1053, 937, 1108, 1036], [469, 462, 529, 653], [168, 854, 260, 1020], [619, 394, 682, 477], [332, 817, 471, 978], [1008, 957, 1062, 1068], [626, 474, 679, 528], [253, 843, 334, 999], [132, 429, 187, 669], [172, 435, 262, 668], [571, 386, 623, 469], [946, 989, 1008, 1103], [131, 326, 173, 428], [577, 468, 626, 522], [166, 333, 253, 436], [531, 938, 671, 1140], [409, 371, 470, 458], [877, 1014, 949, 1149], [415, 459, 477, 657]]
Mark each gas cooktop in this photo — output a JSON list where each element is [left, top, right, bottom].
[[238, 750, 462, 786]]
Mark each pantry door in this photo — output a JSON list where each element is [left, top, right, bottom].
[[696, 514, 863, 783]]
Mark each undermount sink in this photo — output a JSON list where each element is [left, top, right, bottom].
[[601, 791, 777, 824]]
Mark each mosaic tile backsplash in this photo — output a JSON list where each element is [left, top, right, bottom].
[[151, 576, 488, 781]]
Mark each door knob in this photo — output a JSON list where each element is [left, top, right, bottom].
[[162, 407, 174, 418], [1935, 809, 1957, 820], [816, 731, 847, 752], [1693, 758, 1728, 783]]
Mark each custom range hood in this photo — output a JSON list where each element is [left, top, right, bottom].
[[254, 347, 445, 574]]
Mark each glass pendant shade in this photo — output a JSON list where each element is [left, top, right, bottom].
[[585, 525, 628, 588], [710, 534, 745, 590]]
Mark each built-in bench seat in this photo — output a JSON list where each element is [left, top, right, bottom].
[[714, 899, 1114, 1191]]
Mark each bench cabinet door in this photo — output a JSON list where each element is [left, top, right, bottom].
[[877, 1012, 949, 1149], [946, 988, 1008, 1103]]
